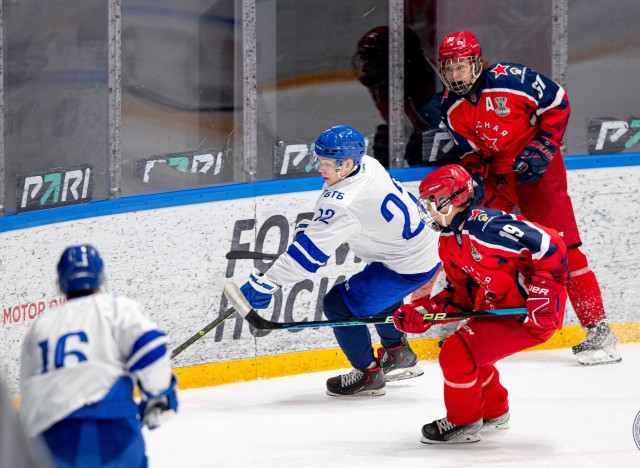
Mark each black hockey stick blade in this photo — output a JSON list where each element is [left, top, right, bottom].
[[225, 250, 280, 261], [170, 308, 237, 359], [223, 282, 526, 331]]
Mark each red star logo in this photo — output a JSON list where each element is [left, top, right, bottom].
[[469, 209, 484, 220], [491, 64, 509, 78], [480, 133, 500, 151]]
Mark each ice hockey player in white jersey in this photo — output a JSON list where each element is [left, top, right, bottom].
[[226, 125, 441, 396], [20, 244, 177, 467]]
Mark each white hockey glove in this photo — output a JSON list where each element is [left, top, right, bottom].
[[139, 374, 179, 430]]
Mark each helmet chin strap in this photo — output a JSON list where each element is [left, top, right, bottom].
[[437, 205, 453, 226], [433, 203, 468, 231], [335, 159, 358, 180]]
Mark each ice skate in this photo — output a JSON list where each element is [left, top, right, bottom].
[[420, 417, 482, 444], [326, 365, 386, 397], [376, 336, 424, 382], [572, 320, 622, 366], [482, 412, 510, 431]]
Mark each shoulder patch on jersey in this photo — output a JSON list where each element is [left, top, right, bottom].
[[468, 209, 489, 223], [466, 207, 500, 233], [491, 63, 509, 78], [509, 66, 523, 75]]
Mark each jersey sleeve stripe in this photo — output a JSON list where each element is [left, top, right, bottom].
[[128, 330, 168, 371], [128, 343, 168, 373], [287, 243, 323, 273], [131, 329, 166, 357], [537, 88, 566, 115], [523, 220, 551, 260], [286, 233, 330, 273]]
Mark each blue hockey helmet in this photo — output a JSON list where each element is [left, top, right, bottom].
[[57, 244, 105, 294], [313, 125, 366, 169]]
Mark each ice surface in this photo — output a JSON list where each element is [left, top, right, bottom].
[[146, 343, 640, 467]]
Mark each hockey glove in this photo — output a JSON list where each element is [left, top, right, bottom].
[[240, 268, 280, 309], [524, 275, 567, 329], [467, 170, 485, 205], [139, 374, 178, 430], [294, 220, 310, 241], [512, 136, 556, 183], [393, 298, 440, 334]]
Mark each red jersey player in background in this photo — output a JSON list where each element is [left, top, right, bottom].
[[435, 30, 620, 365], [394, 165, 569, 444], [352, 26, 441, 167]]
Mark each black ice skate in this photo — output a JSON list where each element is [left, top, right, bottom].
[[376, 336, 424, 382], [572, 320, 622, 366], [326, 365, 386, 397], [482, 412, 510, 431], [420, 417, 483, 444]]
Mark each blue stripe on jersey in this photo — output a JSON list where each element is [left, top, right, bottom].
[[287, 233, 330, 273], [131, 329, 166, 357], [128, 343, 168, 373]]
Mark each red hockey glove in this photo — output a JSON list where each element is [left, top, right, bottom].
[[525, 275, 567, 329], [393, 298, 440, 334], [512, 136, 556, 183]]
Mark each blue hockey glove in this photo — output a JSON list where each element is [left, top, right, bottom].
[[139, 374, 178, 430], [467, 170, 485, 205], [294, 221, 310, 241], [240, 268, 280, 309], [512, 136, 556, 183]]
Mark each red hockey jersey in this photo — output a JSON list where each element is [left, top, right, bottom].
[[434, 206, 569, 314], [440, 62, 570, 175]]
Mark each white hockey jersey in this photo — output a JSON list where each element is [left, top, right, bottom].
[[20, 293, 172, 437], [265, 155, 440, 285]]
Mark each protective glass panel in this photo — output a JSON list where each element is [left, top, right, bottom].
[[120, 0, 239, 194], [403, 0, 443, 166], [437, 1, 553, 76], [254, 0, 388, 180], [567, 0, 640, 155], [3, 0, 109, 214]]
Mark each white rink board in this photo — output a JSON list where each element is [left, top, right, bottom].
[[1, 166, 639, 396]]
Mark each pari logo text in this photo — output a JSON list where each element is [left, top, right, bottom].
[[18, 165, 93, 213]]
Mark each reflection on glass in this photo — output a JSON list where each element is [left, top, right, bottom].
[[255, 1, 388, 181], [352, 24, 441, 167]]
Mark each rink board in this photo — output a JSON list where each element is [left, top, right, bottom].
[[1, 165, 640, 396]]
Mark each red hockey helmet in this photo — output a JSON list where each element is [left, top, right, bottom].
[[438, 31, 483, 95], [418, 164, 474, 230]]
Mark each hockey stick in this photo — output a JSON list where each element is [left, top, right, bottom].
[[225, 250, 280, 261], [223, 282, 526, 331], [170, 308, 237, 359]]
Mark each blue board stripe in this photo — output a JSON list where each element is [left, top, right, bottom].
[[2, 152, 639, 233]]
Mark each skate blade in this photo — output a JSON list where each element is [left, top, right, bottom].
[[481, 413, 510, 431], [385, 365, 424, 382], [420, 434, 481, 444], [576, 347, 622, 366], [481, 421, 510, 431], [326, 388, 386, 397]]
